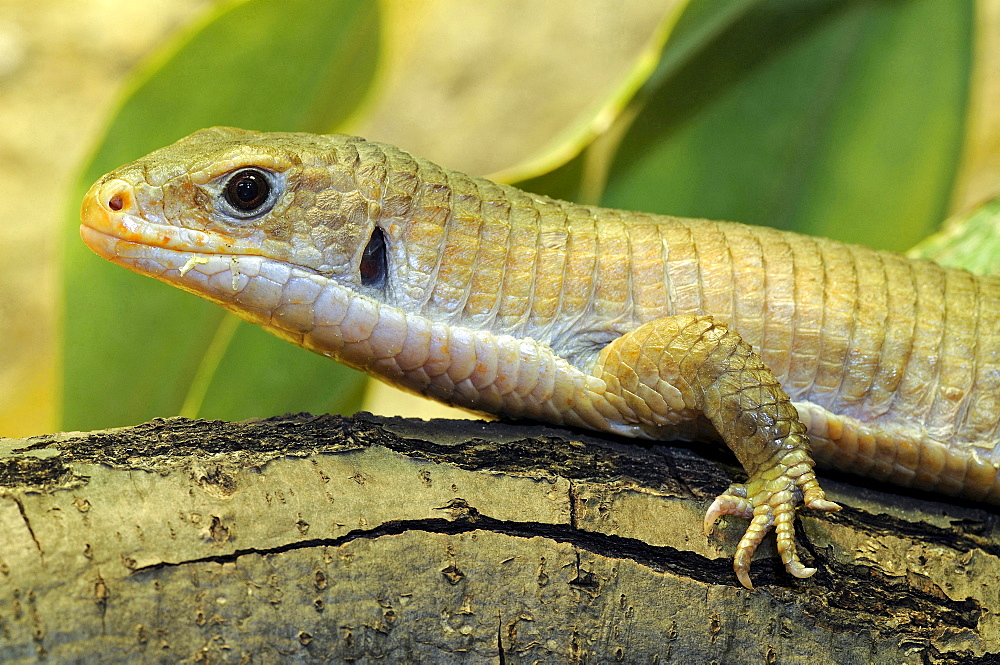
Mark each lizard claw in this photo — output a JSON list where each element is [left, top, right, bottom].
[[704, 483, 753, 534], [705, 476, 840, 589]]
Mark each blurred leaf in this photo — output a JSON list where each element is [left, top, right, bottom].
[[518, 0, 764, 203], [908, 197, 1000, 275], [601, 0, 973, 252], [950, 1, 1000, 213], [641, 0, 763, 94], [63, 0, 380, 430], [348, 0, 689, 181]]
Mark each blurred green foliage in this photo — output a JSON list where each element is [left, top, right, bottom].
[[63, 0, 380, 430], [910, 197, 1000, 276], [63, 0, 980, 430]]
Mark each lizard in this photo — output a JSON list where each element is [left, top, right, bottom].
[[79, 126, 1000, 589]]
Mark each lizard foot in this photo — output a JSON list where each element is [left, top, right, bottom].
[[704, 469, 840, 589]]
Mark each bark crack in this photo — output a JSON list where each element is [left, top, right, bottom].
[[568, 479, 579, 529], [125, 511, 982, 638], [13, 496, 42, 558], [130, 514, 730, 585], [497, 610, 505, 665]]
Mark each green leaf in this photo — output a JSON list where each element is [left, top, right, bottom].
[[518, 0, 765, 203], [63, 0, 379, 430], [908, 197, 1000, 276], [641, 0, 763, 95], [601, 0, 972, 252]]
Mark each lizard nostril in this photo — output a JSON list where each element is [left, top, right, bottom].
[[101, 181, 133, 212]]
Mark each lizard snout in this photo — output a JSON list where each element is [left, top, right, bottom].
[[80, 178, 136, 239]]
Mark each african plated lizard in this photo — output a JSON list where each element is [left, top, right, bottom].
[[79, 127, 1000, 589]]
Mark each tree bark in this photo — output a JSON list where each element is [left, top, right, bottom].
[[0, 412, 996, 664]]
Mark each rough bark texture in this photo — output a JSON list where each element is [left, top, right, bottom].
[[0, 413, 997, 664]]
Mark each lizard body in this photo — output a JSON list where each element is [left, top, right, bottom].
[[80, 127, 1000, 588]]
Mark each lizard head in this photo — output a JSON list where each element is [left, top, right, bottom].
[[80, 126, 394, 299]]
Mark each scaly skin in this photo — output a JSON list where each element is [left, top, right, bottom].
[[80, 127, 1000, 589]]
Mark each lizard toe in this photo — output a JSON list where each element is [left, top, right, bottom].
[[732, 503, 775, 590], [703, 483, 754, 535], [725, 475, 829, 589]]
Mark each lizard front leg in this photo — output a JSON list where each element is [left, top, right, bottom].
[[588, 314, 840, 589]]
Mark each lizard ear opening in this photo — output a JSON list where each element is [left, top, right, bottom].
[[360, 225, 387, 289]]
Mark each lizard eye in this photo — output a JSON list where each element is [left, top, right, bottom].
[[223, 169, 273, 216], [360, 226, 387, 289]]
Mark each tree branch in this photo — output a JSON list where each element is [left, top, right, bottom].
[[0, 413, 995, 663]]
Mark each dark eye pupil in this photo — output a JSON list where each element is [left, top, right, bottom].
[[224, 169, 270, 213], [235, 178, 258, 203]]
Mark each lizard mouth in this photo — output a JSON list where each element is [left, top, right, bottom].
[[79, 180, 290, 312], [79, 177, 264, 264], [79, 179, 329, 313]]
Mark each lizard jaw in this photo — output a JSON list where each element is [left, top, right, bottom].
[[79, 176, 263, 261]]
